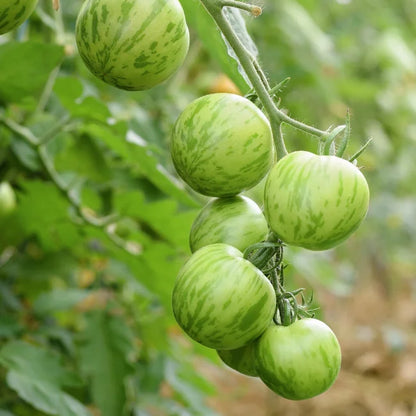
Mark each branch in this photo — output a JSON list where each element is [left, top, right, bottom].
[[220, 0, 262, 16], [200, 0, 328, 157], [0, 115, 140, 257], [53, 0, 60, 11]]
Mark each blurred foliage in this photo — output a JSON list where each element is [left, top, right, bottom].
[[0, 0, 415, 415]]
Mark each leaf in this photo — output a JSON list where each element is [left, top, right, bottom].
[[54, 133, 112, 183], [78, 311, 135, 416], [16, 180, 82, 251], [2, 251, 79, 300], [6, 371, 92, 416], [0, 410, 16, 416], [0, 341, 80, 388], [0, 341, 90, 416], [53, 77, 84, 110], [82, 123, 198, 207], [0, 41, 64, 103], [53, 77, 112, 123], [275, 0, 337, 67], [179, 0, 250, 93], [165, 359, 218, 415], [10, 137, 41, 171], [114, 190, 198, 252], [33, 289, 90, 315], [222, 7, 258, 88], [0, 315, 22, 338]]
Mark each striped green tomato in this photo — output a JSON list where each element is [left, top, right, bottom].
[[264, 151, 370, 250], [189, 196, 269, 253], [255, 319, 341, 400], [217, 342, 258, 377], [0, 0, 37, 35], [172, 243, 275, 350], [170, 93, 275, 197], [75, 0, 189, 91], [0, 182, 16, 218]]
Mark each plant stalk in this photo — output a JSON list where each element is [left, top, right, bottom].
[[0, 115, 140, 256], [200, 0, 328, 156]]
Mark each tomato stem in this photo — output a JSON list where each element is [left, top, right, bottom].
[[200, 0, 330, 157], [0, 115, 140, 256], [219, 0, 262, 16]]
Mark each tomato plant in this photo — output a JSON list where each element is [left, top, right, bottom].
[[0, 0, 37, 34], [255, 319, 342, 400], [75, 0, 189, 90], [170, 93, 275, 197], [0, 182, 16, 218], [189, 195, 269, 253], [217, 342, 258, 377], [172, 243, 276, 350], [264, 151, 370, 250]]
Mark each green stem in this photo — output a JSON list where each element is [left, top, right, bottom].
[[0, 116, 140, 256], [201, 0, 287, 157], [220, 0, 262, 16], [35, 66, 60, 116], [0, 115, 38, 146], [200, 0, 328, 155]]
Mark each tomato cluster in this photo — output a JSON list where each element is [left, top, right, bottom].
[[170, 91, 370, 400], [0, 0, 370, 402]]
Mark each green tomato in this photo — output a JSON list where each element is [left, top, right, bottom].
[[75, 0, 189, 91], [172, 243, 276, 350], [255, 319, 341, 400], [0, 182, 16, 218], [264, 151, 370, 250], [170, 93, 275, 197], [189, 196, 269, 253], [217, 342, 258, 377], [0, 0, 37, 35]]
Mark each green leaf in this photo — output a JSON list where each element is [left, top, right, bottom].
[[0, 341, 80, 388], [165, 359, 218, 415], [53, 77, 84, 110], [78, 311, 135, 416], [0, 410, 16, 416], [114, 190, 197, 252], [275, 1, 337, 67], [10, 137, 41, 171], [6, 371, 92, 416], [179, 0, 250, 93], [53, 77, 112, 123], [0, 315, 22, 338], [2, 251, 79, 300], [222, 7, 258, 87], [33, 289, 90, 315], [83, 123, 198, 207], [0, 341, 90, 416], [0, 41, 64, 103], [54, 133, 112, 183], [16, 180, 82, 251]]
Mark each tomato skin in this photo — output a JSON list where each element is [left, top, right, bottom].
[[264, 151, 370, 250], [0, 0, 37, 35], [75, 0, 189, 91], [217, 342, 258, 377], [170, 93, 274, 197], [189, 196, 269, 253], [0, 182, 16, 218], [172, 243, 276, 350], [255, 319, 341, 400]]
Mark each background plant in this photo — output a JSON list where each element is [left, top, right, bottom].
[[0, 0, 415, 415]]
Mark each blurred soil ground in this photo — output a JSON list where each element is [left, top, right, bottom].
[[202, 276, 416, 416]]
